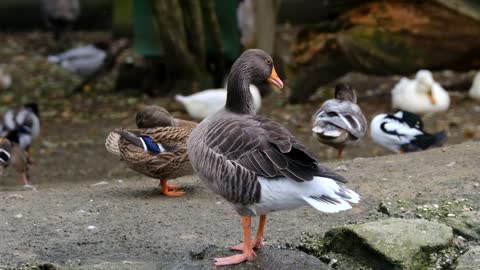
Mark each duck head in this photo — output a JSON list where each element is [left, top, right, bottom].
[[416, 70, 436, 105], [226, 49, 284, 114], [334, 83, 357, 103]]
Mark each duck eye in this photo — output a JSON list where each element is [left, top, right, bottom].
[[266, 59, 272, 65]]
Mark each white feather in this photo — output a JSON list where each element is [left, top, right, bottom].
[[3, 110, 15, 130], [391, 70, 450, 114], [175, 85, 261, 120], [247, 176, 360, 215]]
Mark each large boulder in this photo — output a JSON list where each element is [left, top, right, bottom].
[[456, 246, 480, 270], [324, 218, 453, 269], [442, 211, 480, 240]]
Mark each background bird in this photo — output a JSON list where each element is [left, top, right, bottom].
[[370, 111, 447, 153], [47, 42, 110, 77], [392, 70, 450, 114], [105, 105, 197, 196], [469, 71, 480, 101], [175, 84, 261, 120], [41, 0, 80, 41], [1, 103, 40, 164], [312, 83, 367, 159]]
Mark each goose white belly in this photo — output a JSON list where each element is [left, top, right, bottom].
[[244, 176, 359, 216]]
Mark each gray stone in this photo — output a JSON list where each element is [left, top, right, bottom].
[[442, 211, 480, 240], [324, 218, 453, 269], [67, 246, 328, 270], [456, 246, 480, 270]]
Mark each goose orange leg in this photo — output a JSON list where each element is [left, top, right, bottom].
[[160, 179, 185, 197], [231, 215, 266, 250], [215, 216, 256, 266]]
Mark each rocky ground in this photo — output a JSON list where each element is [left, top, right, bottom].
[[0, 141, 479, 269], [0, 32, 479, 269]]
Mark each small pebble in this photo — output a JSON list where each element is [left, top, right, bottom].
[[14, 214, 23, 219], [328, 258, 338, 268], [447, 213, 455, 217], [334, 165, 348, 172], [87, 225, 97, 231]]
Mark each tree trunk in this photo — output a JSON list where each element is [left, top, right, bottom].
[[288, 0, 480, 103]]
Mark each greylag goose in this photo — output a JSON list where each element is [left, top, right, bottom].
[[312, 83, 367, 159], [187, 49, 360, 266], [105, 105, 197, 196], [370, 111, 446, 153]]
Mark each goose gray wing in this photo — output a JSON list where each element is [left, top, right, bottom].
[[313, 100, 367, 139], [205, 114, 345, 183]]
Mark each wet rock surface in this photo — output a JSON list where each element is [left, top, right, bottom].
[[442, 211, 480, 240], [324, 218, 453, 269], [456, 245, 480, 270]]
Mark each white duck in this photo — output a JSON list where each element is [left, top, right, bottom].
[[469, 72, 480, 100], [0, 66, 12, 90], [47, 42, 109, 76], [175, 84, 261, 120], [391, 70, 450, 114]]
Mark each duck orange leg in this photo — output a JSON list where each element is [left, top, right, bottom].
[[160, 179, 185, 197], [336, 146, 344, 160], [231, 214, 266, 250], [26, 146, 34, 165], [215, 216, 256, 266]]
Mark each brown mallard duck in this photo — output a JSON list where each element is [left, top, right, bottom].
[[105, 105, 197, 196], [0, 137, 33, 189]]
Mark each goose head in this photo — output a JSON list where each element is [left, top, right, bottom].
[[415, 70, 436, 105], [226, 49, 283, 114]]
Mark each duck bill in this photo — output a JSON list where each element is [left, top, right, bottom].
[[267, 67, 284, 93], [428, 89, 436, 105]]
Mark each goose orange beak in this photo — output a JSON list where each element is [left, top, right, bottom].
[[267, 67, 284, 92], [427, 89, 436, 105]]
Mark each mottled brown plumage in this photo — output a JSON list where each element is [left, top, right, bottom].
[[105, 105, 197, 196], [0, 137, 32, 188], [186, 49, 359, 266]]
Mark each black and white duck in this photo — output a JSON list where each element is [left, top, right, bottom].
[[370, 111, 446, 153], [1, 103, 40, 161], [187, 49, 359, 266], [312, 83, 367, 159]]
